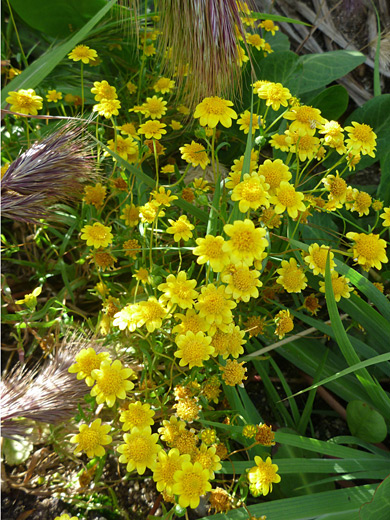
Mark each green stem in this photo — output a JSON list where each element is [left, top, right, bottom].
[[80, 62, 85, 114], [6, 0, 28, 68]]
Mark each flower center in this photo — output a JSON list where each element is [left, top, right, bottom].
[[278, 187, 296, 207], [181, 473, 204, 495], [125, 436, 151, 462], [98, 367, 123, 394], [352, 124, 372, 143], [81, 430, 100, 450], [204, 97, 227, 115], [241, 180, 264, 202], [232, 269, 255, 291], [232, 230, 253, 251], [267, 84, 284, 101], [356, 235, 380, 260], [330, 177, 347, 197], [312, 249, 328, 268]]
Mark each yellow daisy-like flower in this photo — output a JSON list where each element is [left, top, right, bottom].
[[138, 120, 167, 139], [193, 235, 230, 272], [158, 271, 198, 309], [284, 105, 326, 136], [68, 347, 111, 386], [256, 82, 292, 111], [15, 287, 42, 309], [237, 110, 261, 134], [46, 89, 62, 103], [192, 443, 222, 479], [93, 250, 117, 271], [137, 297, 169, 333], [174, 397, 201, 422], [172, 461, 212, 509], [274, 309, 294, 339], [351, 190, 372, 217], [276, 257, 307, 293], [83, 183, 106, 209], [246, 33, 266, 50], [223, 219, 268, 267], [285, 131, 321, 161], [243, 424, 258, 438], [150, 186, 178, 207], [210, 323, 246, 359], [139, 201, 164, 223], [322, 172, 348, 207], [252, 79, 271, 93], [120, 122, 138, 138], [270, 182, 306, 219], [202, 376, 221, 404], [91, 359, 135, 407], [260, 19, 279, 35], [221, 359, 247, 386], [153, 449, 191, 494], [244, 315, 266, 337], [346, 232, 388, 271], [380, 207, 390, 227], [167, 215, 194, 242], [6, 89, 43, 115], [200, 429, 217, 445], [143, 43, 156, 56], [107, 135, 137, 162], [304, 243, 335, 276], [345, 121, 377, 157], [158, 416, 187, 445], [180, 141, 210, 170], [193, 96, 237, 128], [170, 119, 183, 130], [255, 423, 276, 446], [153, 77, 175, 94], [140, 95, 167, 119], [222, 265, 262, 302], [120, 204, 140, 227], [195, 284, 236, 333], [174, 331, 214, 368], [120, 401, 155, 431], [172, 309, 208, 335], [113, 303, 140, 332], [229, 150, 259, 180], [319, 272, 352, 302], [247, 456, 281, 496], [258, 159, 292, 194], [303, 293, 321, 315], [117, 427, 161, 475], [93, 98, 121, 118], [80, 222, 113, 249], [231, 172, 270, 213], [70, 419, 112, 458], [134, 267, 150, 283], [319, 120, 346, 154], [193, 177, 211, 192], [126, 80, 137, 94], [236, 45, 249, 66], [269, 133, 290, 152], [91, 80, 117, 101], [68, 44, 98, 63], [161, 164, 175, 174]]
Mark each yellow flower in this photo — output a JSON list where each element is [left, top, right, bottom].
[[174, 397, 201, 422], [151, 186, 178, 207], [351, 190, 372, 217], [161, 164, 175, 174], [346, 232, 388, 271], [107, 135, 137, 162], [174, 331, 214, 368], [345, 121, 377, 157], [158, 271, 198, 309], [319, 272, 352, 301], [81, 222, 113, 249], [68, 44, 98, 64], [117, 427, 161, 474], [230, 150, 259, 178], [193, 235, 230, 272], [194, 96, 237, 128], [180, 141, 210, 170], [322, 173, 348, 207], [285, 131, 321, 161], [260, 20, 279, 35], [237, 110, 261, 134], [258, 159, 292, 194], [170, 119, 183, 130], [91, 359, 135, 407], [200, 429, 217, 445], [153, 77, 175, 94], [143, 43, 156, 56], [270, 182, 306, 219], [380, 207, 390, 227], [247, 456, 281, 496], [137, 297, 169, 332], [231, 172, 270, 213], [158, 416, 187, 445], [223, 219, 268, 267], [126, 80, 137, 94], [193, 177, 210, 192], [209, 488, 232, 514], [167, 215, 194, 242], [236, 45, 249, 66], [255, 423, 276, 446], [70, 419, 112, 458], [243, 424, 258, 438], [91, 80, 117, 101], [202, 376, 221, 404], [15, 287, 42, 309], [120, 122, 138, 138], [172, 461, 212, 509], [304, 243, 335, 276], [256, 82, 292, 111], [303, 293, 321, 315], [172, 309, 208, 335], [123, 239, 141, 259], [276, 257, 307, 293], [113, 303, 141, 332], [177, 104, 191, 115], [92, 250, 117, 271], [83, 183, 106, 209], [192, 443, 222, 479], [319, 120, 346, 154], [195, 284, 236, 334], [140, 95, 167, 119], [139, 201, 164, 223], [68, 347, 111, 386], [138, 120, 167, 139], [54, 515, 78, 520], [244, 315, 266, 337], [134, 267, 150, 283], [246, 33, 266, 50], [221, 359, 247, 386], [211, 323, 246, 359], [93, 98, 121, 118], [284, 105, 326, 136], [46, 89, 62, 103], [6, 89, 43, 115], [274, 309, 294, 339], [120, 401, 155, 431], [269, 133, 290, 151], [153, 449, 191, 494], [120, 204, 140, 226], [222, 265, 262, 302]]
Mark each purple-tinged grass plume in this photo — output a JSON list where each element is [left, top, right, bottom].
[[1, 121, 96, 223]]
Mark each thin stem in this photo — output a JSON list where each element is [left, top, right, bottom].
[[80, 62, 85, 114], [6, 0, 28, 68]]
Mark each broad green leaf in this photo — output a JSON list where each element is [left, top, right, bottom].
[[1, 0, 117, 106], [258, 50, 299, 86], [346, 401, 387, 443], [9, 0, 106, 38], [360, 477, 390, 520], [308, 85, 349, 120]]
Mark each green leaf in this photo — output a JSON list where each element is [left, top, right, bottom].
[[9, 0, 106, 38], [377, 151, 390, 205], [1, 0, 117, 106], [251, 11, 311, 26], [259, 51, 299, 85], [360, 477, 390, 520], [346, 401, 387, 443], [308, 85, 349, 120]]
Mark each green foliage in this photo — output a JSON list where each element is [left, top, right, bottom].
[[346, 401, 387, 443]]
